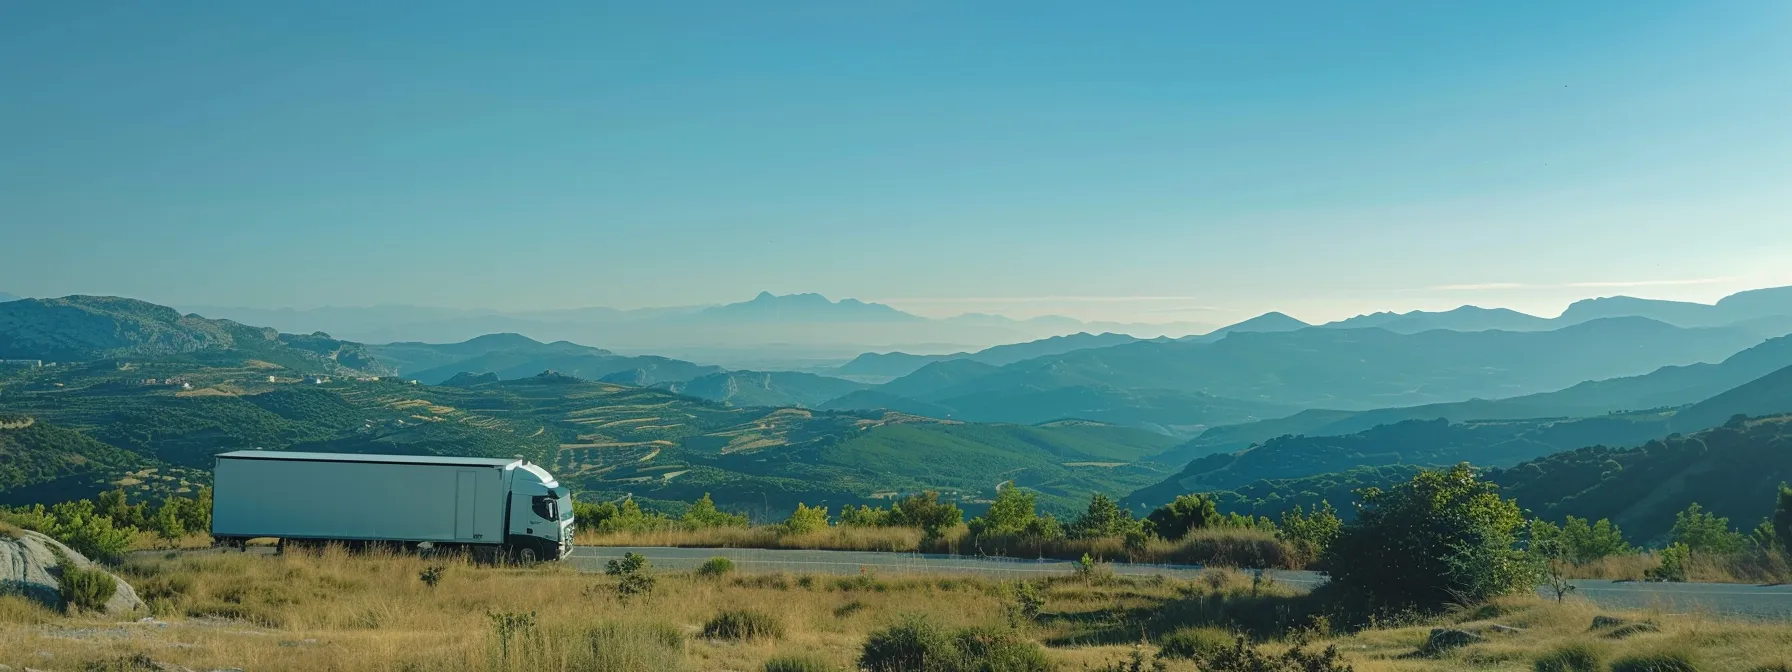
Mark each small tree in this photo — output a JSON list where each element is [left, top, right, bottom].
[[888, 492, 962, 540], [1145, 494, 1221, 541], [683, 493, 749, 529], [840, 504, 891, 528], [1279, 502, 1342, 561], [1072, 494, 1144, 539], [1770, 483, 1792, 554], [1670, 503, 1745, 555], [604, 552, 656, 601], [781, 503, 830, 535], [970, 485, 1038, 537], [1323, 464, 1532, 611]]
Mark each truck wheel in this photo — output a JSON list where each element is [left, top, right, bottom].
[[516, 547, 539, 565]]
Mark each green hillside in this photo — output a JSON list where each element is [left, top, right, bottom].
[[1488, 414, 1792, 543], [655, 370, 868, 408], [0, 296, 388, 375], [1167, 335, 1792, 459]]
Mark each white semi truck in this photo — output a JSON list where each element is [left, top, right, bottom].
[[210, 450, 573, 562]]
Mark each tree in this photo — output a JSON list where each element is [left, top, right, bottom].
[[1771, 483, 1792, 554], [1322, 464, 1534, 611], [888, 492, 963, 540], [683, 493, 748, 529], [969, 485, 1039, 537], [1145, 494, 1221, 541], [1669, 503, 1745, 555], [1279, 502, 1342, 560], [840, 504, 891, 528], [1072, 494, 1143, 539], [1531, 516, 1630, 564], [781, 503, 829, 535]]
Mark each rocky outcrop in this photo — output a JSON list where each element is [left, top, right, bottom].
[[0, 528, 144, 614]]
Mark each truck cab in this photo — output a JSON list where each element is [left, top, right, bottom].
[[507, 462, 574, 562]]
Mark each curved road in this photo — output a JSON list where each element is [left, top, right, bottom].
[[571, 546, 1792, 619]]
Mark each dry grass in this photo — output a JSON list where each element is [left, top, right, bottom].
[[579, 525, 1302, 568], [575, 525, 925, 552], [1314, 594, 1792, 672], [2, 548, 1789, 672], [1561, 549, 1792, 584], [128, 533, 219, 552]]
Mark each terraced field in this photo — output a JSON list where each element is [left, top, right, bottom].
[[2, 363, 1183, 516]]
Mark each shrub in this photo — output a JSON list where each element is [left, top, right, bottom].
[[860, 615, 960, 672], [952, 625, 1053, 672], [1670, 503, 1746, 555], [764, 655, 843, 672], [606, 552, 656, 601], [1647, 544, 1690, 582], [1157, 627, 1235, 661], [588, 621, 688, 672], [697, 556, 736, 577], [890, 492, 964, 540], [1279, 502, 1341, 561], [703, 608, 785, 640], [783, 503, 831, 535], [1323, 464, 1534, 611], [419, 565, 445, 589], [1199, 637, 1353, 672], [1146, 494, 1221, 541], [58, 565, 117, 613], [1535, 642, 1606, 672], [1611, 650, 1700, 672], [1071, 494, 1145, 539], [684, 493, 749, 529]]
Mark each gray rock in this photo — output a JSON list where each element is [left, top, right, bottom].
[[1604, 622, 1662, 639], [1482, 624, 1525, 635], [0, 529, 145, 615], [1590, 615, 1629, 629], [1421, 628, 1483, 654]]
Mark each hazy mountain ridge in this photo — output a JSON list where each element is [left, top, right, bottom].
[[1167, 335, 1792, 458], [188, 292, 1216, 365], [1318, 286, 1792, 334]]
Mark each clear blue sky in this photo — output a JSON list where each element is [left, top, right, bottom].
[[3, 1, 1789, 323]]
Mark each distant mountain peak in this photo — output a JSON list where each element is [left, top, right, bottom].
[[700, 292, 923, 323]]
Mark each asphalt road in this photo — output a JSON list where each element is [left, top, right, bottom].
[[571, 546, 1792, 620]]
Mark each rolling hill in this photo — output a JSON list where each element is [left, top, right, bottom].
[[1314, 285, 1792, 334], [0, 296, 389, 375], [653, 370, 869, 408], [1488, 414, 1792, 543], [832, 332, 1144, 380], [1128, 363, 1792, 513], [1166, 335, 1792, 459]]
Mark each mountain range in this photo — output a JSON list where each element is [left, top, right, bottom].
[[187, 292, 1216, 369], [821, 317, 1771, 433]]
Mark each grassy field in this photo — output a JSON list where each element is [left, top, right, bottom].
[[6, 547, 1789, 672], [577, 525, 1302, 568]]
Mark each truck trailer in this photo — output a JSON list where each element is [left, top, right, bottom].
[[210, 450, 573, 562]]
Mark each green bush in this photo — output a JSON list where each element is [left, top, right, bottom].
[[697, 556, 736, 577], [703, 608, 785, 640], [1647, 544, 1690, 582], [859, 616, 1054, 672], [860, 615, 960, 672], [1146, 494, 1221, 541], [764, 655, 843, 672], [951, 625, 1053, 672], [1322, 464, 1535, 611], [1670, 503, 1745, 555], [58, 565, 118, 613], [1157, 627, 1235, 661], [1071, 494, 1145, 540], [684, 493, 749, 529], [1611, 650, 1700, 672], [587, 621, 688, 672], [782, 503, 831, 535], [1535, 642, 1606, 672]]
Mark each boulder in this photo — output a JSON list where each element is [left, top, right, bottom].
[[1420, 628, 1483, 655], [0, 528, 144, 614], [1590, 615, 1630, 629]]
